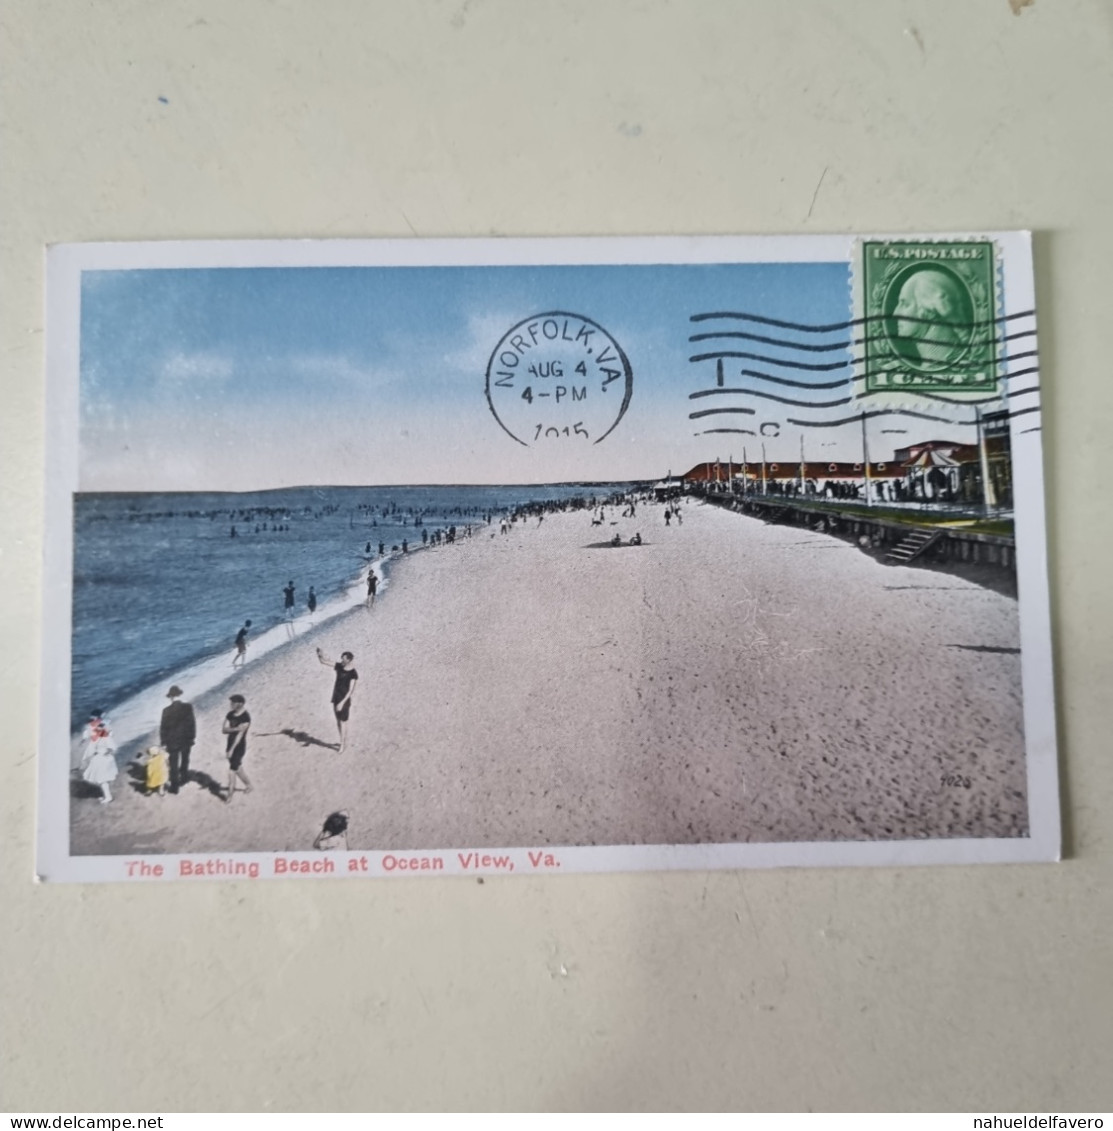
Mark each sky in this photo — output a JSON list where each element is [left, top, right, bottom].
[[77, 258, 948, 490]]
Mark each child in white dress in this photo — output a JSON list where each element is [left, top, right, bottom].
[[80, 712, 119, 804]]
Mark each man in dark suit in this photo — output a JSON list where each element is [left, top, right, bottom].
[[160, 685, 197, 794]]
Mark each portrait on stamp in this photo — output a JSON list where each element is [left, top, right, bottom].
[[863, 240, 999, 392]]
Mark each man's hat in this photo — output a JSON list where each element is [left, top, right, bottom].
[[167, 685, 183, 697]]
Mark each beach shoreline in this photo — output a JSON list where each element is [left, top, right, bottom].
[[69, 495, 1028, 857], [69, 483, 621, 736]]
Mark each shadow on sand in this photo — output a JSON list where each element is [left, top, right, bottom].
[[257, 727, 339, 751], [69, 776, 105, 800], [946, 644, 1021, 655], [186, 769, 227, 798], [120, 760, 226, 800]]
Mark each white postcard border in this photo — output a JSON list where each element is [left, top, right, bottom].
[[38, 232, 1061, 882]]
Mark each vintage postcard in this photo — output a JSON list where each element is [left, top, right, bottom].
[[38, 233, 1059, 882]]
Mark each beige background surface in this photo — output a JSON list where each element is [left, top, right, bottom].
[[2, 0, 1111, 1113]]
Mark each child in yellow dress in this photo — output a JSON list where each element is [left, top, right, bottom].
[[143, 745, 170, 797]]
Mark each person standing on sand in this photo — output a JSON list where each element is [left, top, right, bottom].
[[307, 587, 317, 615], [222, 694, 253, 802], [283, 580, 296, 618], [142, 745, 170, 797], [80, 711, 118, 804], [316, 647, 358, 752], [232, 620, 251, 667], [366, 570, 378, 608], [160, 685, 196, 794]]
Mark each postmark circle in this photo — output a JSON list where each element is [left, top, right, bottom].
[[881, 263, 976, 374], [484, 312, 633, 446]]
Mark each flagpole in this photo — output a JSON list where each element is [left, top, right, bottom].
[[742, 446, 748, 496], [799, 433, 806, 497], [761, 442, 767, 496], [976, 406, 996, 511], [861, 410, 872, 509]]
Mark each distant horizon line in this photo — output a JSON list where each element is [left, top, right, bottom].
[[75, 478, 667, 496]]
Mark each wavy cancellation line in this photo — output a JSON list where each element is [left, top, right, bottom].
[[690, 385, 1038, 408], [694, 368, 852, 391], [689, 401, 1042, 430], [871, 380, 1041, 407], [690, 351, 854, 373], [693, 425, 1043, 437], [690, 390, 855, 412], [688, 308, 1037, 334], [686, 363, 1042, 402], [687, 325, 1039, 355], [783, 403, 1041, 430], [687, 346, 1039, 375], [689, 374, 1041, 411]]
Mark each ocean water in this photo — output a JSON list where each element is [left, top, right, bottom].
[[72, 484, 623, 741]]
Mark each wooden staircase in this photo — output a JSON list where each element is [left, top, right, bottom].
[[885, 528, 941, 564]]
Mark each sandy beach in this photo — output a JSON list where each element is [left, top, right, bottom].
[[70, 497, 1028, 856]]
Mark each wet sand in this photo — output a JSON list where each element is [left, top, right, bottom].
[[70, 498, 1028, 856]]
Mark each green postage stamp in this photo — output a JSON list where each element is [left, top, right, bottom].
[[861, 239, 999, 393]]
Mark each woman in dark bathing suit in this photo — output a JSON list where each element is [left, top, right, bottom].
[[316, 647, 358, 752]]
